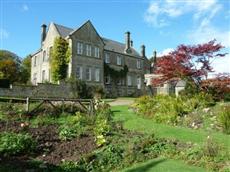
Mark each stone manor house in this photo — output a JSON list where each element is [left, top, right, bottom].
[[31, 20, 150, 97]]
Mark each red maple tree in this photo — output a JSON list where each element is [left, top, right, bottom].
[[201, 73, 230, 100], [152, 40, 226, 89]]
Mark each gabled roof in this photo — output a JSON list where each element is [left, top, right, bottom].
[[53, 23, 73, 38], [51, 21, 141, 57]]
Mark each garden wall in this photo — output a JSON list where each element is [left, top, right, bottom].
[[0, 82, 77, 98]]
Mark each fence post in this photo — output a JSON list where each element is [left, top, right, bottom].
[[26, 97, 30, 112]]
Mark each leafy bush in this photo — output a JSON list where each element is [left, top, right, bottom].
[[218, 105, 230, 134], [132, 93, 214, 125], [94, 100, 112, 147], [0, 132, 36, 156]]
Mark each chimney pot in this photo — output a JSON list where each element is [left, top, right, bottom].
[[141, 45, 145, 58]]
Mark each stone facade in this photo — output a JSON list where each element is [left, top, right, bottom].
[[30, 20, 150, 97]]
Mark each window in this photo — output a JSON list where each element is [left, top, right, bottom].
[[49, 47, 52, 60], [105, 53, 110, 63], [33, 73, 37, 84], [137, 60, 141, 69], [34, 56, 37, 67], [43, 50, 46, 62], [94, 46, 100, 58], [86, 44, 91, 56], [86, 67, 91, 81], [76, 66, 82, 79], [77, 42, 83, 55], [42, 70, 46, 82], [117, 79, 122, 85], [127, 75, 132, 86], [137, 77, 141, 89], [95, 68, 100, 82], [117, 56, 122, 65], [105, 75, 110, 84]]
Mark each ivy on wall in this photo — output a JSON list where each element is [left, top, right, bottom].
[[104, 63, 128, 79], [50, 37, 70, 83]]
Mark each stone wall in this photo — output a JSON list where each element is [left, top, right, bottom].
[[0, 82, 77, 99]]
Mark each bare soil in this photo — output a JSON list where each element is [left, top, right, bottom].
[[0, 120, 96, 170]]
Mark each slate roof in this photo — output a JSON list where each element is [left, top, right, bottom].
[[53, 23, 73, 38], [102, 37, 140, 57], [53, 22, 141, 57]]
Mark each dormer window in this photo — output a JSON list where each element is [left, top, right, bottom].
[[117, 56, 122, 65]]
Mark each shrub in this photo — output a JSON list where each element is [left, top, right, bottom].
[[132, 93, 214, 125], [218, 105, 230, 134], [202, 136, 221, 158], [0, 132, 36, 156]]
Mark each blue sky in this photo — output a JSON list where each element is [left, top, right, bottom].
[[1, 0, 230, 74]]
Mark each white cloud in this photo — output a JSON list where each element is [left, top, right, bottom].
[[188, 21, 230, 48], [0, 28, 9, 40], [158, 48, 174, 57], [22, 4, 29, 11], [211, 54, 230, 74], [144, 0, 221, 27]]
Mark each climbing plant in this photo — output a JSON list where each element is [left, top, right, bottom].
[[51, 37, 70, 82], [104, 63, 128, 79]]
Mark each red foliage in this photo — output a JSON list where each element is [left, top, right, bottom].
[[201, 73, 230, 100], [152, 40, 226, 86]]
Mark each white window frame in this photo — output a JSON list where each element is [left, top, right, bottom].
[[117, 56, 122, 65], [137, 77, 141, 89], [94, 46, 100, 58], [77, 42, 83, 55], [86, 67, 91, 81], [76, 66, 82, 80], [127, 75, 132, 86], [95, 68, 100, 82], [105, 53, 110, 63], [137, 60, 141, 69], [86, 44, 91, 56], [105, 75, 111, 84], [42, 70, 46, 82]]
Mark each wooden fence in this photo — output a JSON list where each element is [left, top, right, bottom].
[[0, 97, 95, 115]]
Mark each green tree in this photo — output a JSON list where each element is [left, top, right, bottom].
[[0, 59, 18, 82], [19, 55, 31, 83], [51, 37, 70, 82]]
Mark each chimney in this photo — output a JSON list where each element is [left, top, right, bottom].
[[141, 45, 145, 58], [130, 40, 133, 47], [41, 24, 47, 44], [153, 50, 157, 64], [151, 50, 157, 68], [125, 31, 132, 53]]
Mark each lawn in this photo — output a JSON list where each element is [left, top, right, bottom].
[[112, 105, 230, 172], [121, 158, 206, 172], [112, 105, 230, 148]]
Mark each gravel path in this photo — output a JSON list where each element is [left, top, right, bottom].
[[108, 98, 135, 106]]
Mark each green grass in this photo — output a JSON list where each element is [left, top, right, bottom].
[[112, 105, 230, 148], [120, 158, 206, 172]]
